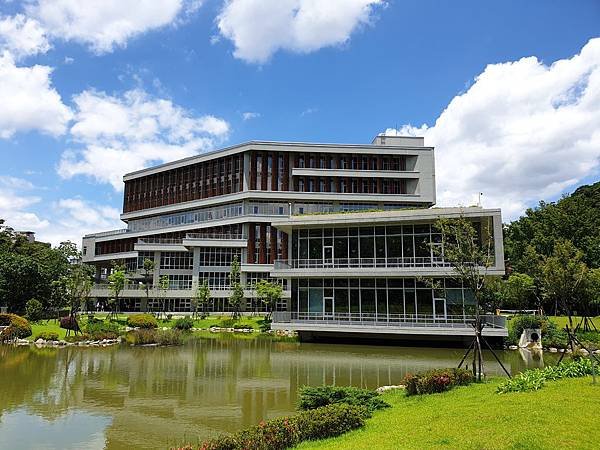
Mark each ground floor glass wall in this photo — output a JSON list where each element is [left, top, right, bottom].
[[291, 278, 475, 320]]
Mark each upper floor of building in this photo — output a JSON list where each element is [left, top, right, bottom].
[[120, 135, 435, 220]]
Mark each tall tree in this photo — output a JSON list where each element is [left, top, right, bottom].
[[194, 280, 211, 319], [228, 255, 243, 319], [157, 274, 170, 319], [140, 257, 155, 313], [432, 216, 503, 380], [540, 239, 588, 326], [107, 264, 126, 320]]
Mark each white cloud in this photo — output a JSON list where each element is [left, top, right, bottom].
[[0, 176, 49, 233], [242, 111, 260, 120], [217, 0, 383, 63], [0, 52, 72, 138], [58, 89, 230, 190], [27, 0, 202, 54], [386, 37, 600, 220], [0, 13, 50, 59]]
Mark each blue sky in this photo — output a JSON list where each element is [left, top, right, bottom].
[[0, 0, 599, 244]]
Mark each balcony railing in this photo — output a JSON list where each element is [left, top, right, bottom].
[[185, 233, 247, 240], [273, 257, 453, 270], [137, 238, 184, 244], [272, 312, 507, 329]]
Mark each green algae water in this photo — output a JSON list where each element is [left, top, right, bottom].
[[0, 336, 553, 449]]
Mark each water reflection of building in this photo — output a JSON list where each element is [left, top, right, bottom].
[[81, 135, 507, 342], [0, 340, 536, 449]]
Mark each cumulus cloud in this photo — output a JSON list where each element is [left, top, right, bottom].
[[0, 52, 72, 138], [26, 0, 202, 54], [386, 37, 600, 220], [0, 14, 50, 59], [217, 0, 383, 63], [58, 89, 230, 190]]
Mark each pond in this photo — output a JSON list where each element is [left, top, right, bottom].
[[0, 336, 554, 450]]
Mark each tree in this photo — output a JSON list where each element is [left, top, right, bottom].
[[107, 264, 126, 320], [194, 280, 211, 319], [62, 261, 94, 335], [228, 255, 243, 319], [540, 239, 588, 327], [157, 274, 170, 319], [140, 258, 155, 313], [503, 273, 536, 311], [432, 216, 505, 380], [254, 280, 282, 320]]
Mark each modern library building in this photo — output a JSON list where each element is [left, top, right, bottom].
[[82, 135, 507, 340]]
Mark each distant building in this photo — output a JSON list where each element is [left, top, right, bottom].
[[82, 135, 506, 341]]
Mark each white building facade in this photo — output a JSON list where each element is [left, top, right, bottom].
[[82, 135, 507, 339]]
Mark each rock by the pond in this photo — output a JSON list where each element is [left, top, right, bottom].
[[508, 345, 518, 350], [376, 385, 405, 393], [35, 338, 45, 345], [549, 347, 558, 353]]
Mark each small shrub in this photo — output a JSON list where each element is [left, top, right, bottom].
[[35, 331, 59, 341], [0, 313, 32, 339], [403, 368, 474, 396], [85, 320, 120, 339], [232, 323, 247, 329], [59, 316, 80, 331], [173, 316, 194, 331], [258, 318, 272, 332], [219, 317, 236, 328], [126, 328, 183, 346], [25, 299, 43, 322], [196, 403, 365, 450], [298, 386, 389, 414], [497, 358, 595, 393], [127, 313, 157, 329]]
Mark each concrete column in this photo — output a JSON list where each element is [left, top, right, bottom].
[[192, 248, 201, 291], [243, 152, 250, 191]]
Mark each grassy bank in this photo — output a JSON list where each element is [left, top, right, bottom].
[[299, 377, 600, 450], [27, 314, 271, 341]]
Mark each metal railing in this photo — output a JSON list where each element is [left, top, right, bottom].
[[137, 237, 184, 245], [185, 233, 247, 240], [272, 312, 506, 329], [273, 257, 453, 270]]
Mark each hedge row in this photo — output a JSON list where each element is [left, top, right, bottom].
[[181, 403, 366, 450], [402, 368, 474, 396], [497, 358, 596, 393]]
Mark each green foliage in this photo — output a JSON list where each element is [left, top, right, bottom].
[[173, 316, 194, 330], [228, 256, 244, 318], [505, 181, 600, 272], [503, 273, 536, 309], [126, 313, 158, 329], [24, 298, 43, 322], [257, 318, 272, 332], [540, 240, 588, 316], [194, 403, 366, 450], [0, 313, 32, 338], [402, 368, 474, 396], [297, 386, 389, 415], [126, 328, 183, 346], [497, 358, 596, 393], [35, 331, 59, 341], [107, 266, 126, 301], [254, 280, 283, 318], [194, 280, 211, 318], [506, 315, 568, 347], [85, 319, 120, 339]]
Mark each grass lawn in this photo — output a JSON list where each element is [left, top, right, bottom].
[[27, 314, 267, 341], [299, 377, 600, 450], [547, 315, 600, 330]]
